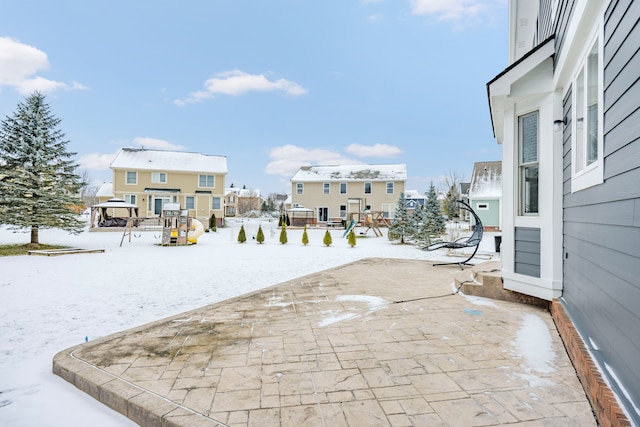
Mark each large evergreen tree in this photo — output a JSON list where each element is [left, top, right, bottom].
[[388, 192, 414, 243], [425, 182, 446, 234], [413, 183, 446, 246], [0, 92, 84, 244]]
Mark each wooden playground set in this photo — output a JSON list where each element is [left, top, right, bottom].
[[342, 211, 389, 238], [119, 203, 205, 247]]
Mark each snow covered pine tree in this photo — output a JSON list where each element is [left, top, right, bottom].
[[0, 92, 84, 244], [388, 192, 415, 243]]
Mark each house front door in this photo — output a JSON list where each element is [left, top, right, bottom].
[[348, 199, 361, 214], [154, 198, 164, 215]]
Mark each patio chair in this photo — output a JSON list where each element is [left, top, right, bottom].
[[426, 200, 484, 269]]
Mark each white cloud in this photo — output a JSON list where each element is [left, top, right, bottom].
[[265, 144, 362, 177], [77, 152, 118, 171], [410, 0, 502, 27], [345, 143, 403, 157], [70, 81, 90, 91], [175, 70, 308, 106], [132, 137, 185, 151], [14, 76, 67, 95], [367, 13, 385, 23], [0, 37, 87, 94]]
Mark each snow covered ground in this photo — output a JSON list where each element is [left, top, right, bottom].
[[0, 218, 499, 427]]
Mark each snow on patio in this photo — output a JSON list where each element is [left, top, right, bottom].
[[0, 218, 499, 426]]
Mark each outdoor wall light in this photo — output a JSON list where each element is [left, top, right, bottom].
[[553, 117, 567, 132]]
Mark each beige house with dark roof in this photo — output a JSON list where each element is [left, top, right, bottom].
[[109, 148, 227, 225], [290, 164, 406, 225]]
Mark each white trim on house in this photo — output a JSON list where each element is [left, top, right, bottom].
[[502, 271, 563, 301], [488, 36, 564, 301], [569, 18, 604, 192]]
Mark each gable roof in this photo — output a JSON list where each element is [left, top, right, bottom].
[[96, 182, 113, 198], [469, 161, 502, 198], [291, 164, 407, 182], [225, 188, 261, 198], [111, 148, 228, 174], [404, 189, 426, 200]]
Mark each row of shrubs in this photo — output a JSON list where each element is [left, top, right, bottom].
[[237, 224, 357, 247]]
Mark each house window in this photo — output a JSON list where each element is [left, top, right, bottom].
[[340, 182, 347, 194], [339, 204, 347, 218], [386, 182, 394, 195], [199, 175, 214, 188], [296, 183, 304, 195], [124, 194, 136, 204], [229, 196, 235, 203], [211, 197, 220, 209], [572, 34, 603, 191], [323, 182, 330, 195], [126, 171, 137, 185], [382, 203, 395, 219], [152, 172, 167, 183], [185, 196, 195, 210], [212, 197, 221, 210], [364, 182, 372, 194], [519, 111, 539, 215]]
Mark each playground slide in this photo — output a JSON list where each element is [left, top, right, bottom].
[[187, 219, 205, 243], [343, 220, 357, 238]]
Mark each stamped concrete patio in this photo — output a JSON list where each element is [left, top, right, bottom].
[[53, 258, 596, 426]]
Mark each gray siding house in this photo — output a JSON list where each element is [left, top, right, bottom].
[[487, 1, 639, 424]]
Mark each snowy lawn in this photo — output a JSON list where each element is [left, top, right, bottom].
[[0, 218, 499, 426]]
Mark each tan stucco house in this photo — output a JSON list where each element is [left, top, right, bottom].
[[110, 148, 227, 226], [290, 164, 406, 224]]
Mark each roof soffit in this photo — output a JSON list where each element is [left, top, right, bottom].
[[488, 37, 555, 143]]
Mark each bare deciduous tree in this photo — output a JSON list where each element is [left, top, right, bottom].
[[442, 171, 465, 220], [238, 189, 261, 216]]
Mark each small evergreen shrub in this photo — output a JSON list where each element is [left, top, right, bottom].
[[348, 228, 356, 247], [279, 224, 288, 244], [238, 225, 247, 243], [256, 225, 265, 244], [323, 230, 332, 247], [210, 213, 217, 232], [302, 224, 309, 245]]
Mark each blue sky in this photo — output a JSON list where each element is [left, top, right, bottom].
[[0, 0, 507, 195]]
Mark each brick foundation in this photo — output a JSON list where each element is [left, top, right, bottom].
[[550, 300, 632, 427]]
